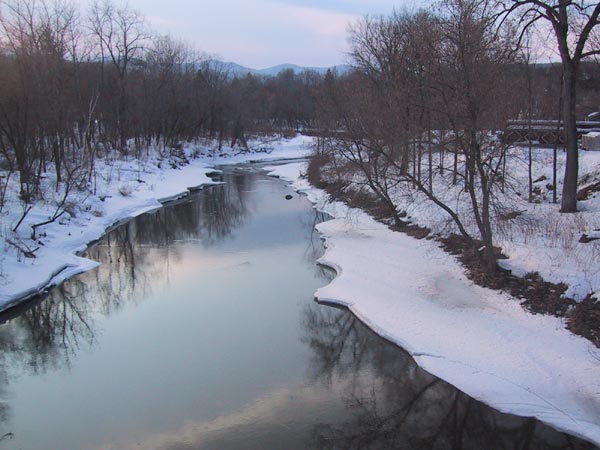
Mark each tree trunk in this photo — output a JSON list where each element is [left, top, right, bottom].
[[119, 82, 128, 152], [560, 64, 579, 213]]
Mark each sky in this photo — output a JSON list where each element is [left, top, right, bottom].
[[123, 0, 431, 69]]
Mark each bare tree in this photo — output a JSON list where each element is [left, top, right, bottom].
[[315, 2, 519, 274], [0, 0, 80, 194], [502, 0, 600, 212], [89, 0, 148, 151], [434, 0, 520, 271]]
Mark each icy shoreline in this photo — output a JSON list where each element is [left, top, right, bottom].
[[265, 161, 600, 446], [0, 136, 313, 312]]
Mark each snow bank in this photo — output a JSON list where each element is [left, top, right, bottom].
[[266, 162, 600, 446], [493, 149, 600, 300], [0, 136, 312, 311], [403, 148, 600, 301]]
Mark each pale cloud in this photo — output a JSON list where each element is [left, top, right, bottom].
[[88, 0, 428, 67], [267, 0, 407, 15], [157, 0, 358, 67], [265, 1, 359, 38]]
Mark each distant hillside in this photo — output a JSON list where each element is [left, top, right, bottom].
[[209, 61, 351, 77]]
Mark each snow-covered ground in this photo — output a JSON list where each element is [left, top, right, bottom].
[[266, 161, 600, 446], [495, 148, 600, 300], [0, 136, 313, 310], [395, 147, 600, 301]]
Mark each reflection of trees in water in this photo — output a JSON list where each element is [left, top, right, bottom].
[[107, 171, 253, 250], [15, 284, 95, 373], [0, 168, 257, 426], [0, 328, 17, 424], [0, 284, 94, 383], [301, 209, 332, 281], [0, 283, 95, 375], [86, 224, 154, 316], [0, 168, 255, 374], [303, 304, 597, 450], [84, 170, 255, 316], [0, 283, 96, 426], [201, 172, 252, 246]]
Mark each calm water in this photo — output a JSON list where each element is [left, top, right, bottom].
[[0, 164, 596, 450]]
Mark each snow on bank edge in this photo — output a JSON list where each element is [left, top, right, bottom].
[[0, 136, 312, 311], [265, 161, 600, 446]]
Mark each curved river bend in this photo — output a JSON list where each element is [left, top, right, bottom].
[[0, 164, 596, 450]]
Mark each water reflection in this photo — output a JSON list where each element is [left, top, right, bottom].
[[0, 170, 265, 373], [120, 173, 252, 249], [304, 304, 596, 450], [82, 171, 256, 316], [302, 209, 331, 279]]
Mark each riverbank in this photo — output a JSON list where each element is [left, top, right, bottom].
[[0, 136, 313, 311], [265, 161, 600, 447]]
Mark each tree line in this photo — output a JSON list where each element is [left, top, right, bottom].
[[0, 0, 322, 208]]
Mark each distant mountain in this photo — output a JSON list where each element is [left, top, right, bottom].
[[210, 61, 351, 77], [254, 63, 351, 76]]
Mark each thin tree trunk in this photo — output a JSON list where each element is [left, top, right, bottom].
[[527, 61, 533, 202], [553, 74, 563, 205]]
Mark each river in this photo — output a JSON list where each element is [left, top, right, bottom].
[[0, 163, 595, 449]]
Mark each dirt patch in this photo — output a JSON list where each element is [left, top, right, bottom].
[[432, 232, 590, 328], [567, 295, 600, 348], [306, 151, 331, 190], [308, 155, 598, 347], [438, 234, 574, 316], [308, 154, 432, 238]]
